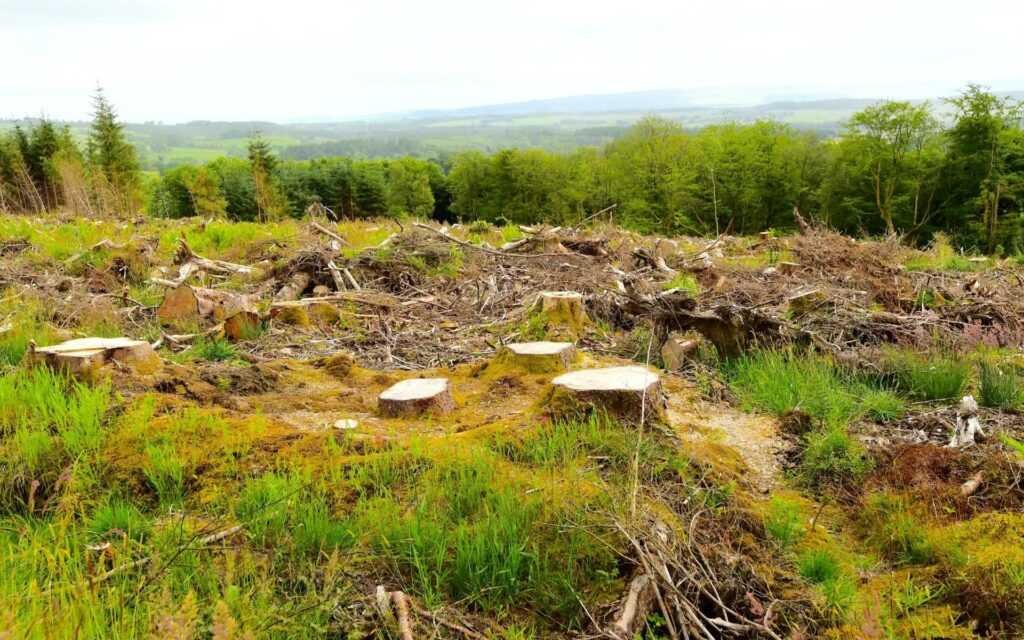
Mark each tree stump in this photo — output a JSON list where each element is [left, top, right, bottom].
[[490, 341, 577, 374], [223, 311, 263, 341], [531, 291, 589, 338], [378, 378, 455, 418], [546, 366, 663, 422], [660, 332, 703, 371], [787, 289, 826, 316], [157, 285, 255, 325], [26, 337, 160, 376], [269, 300, 340, 327]]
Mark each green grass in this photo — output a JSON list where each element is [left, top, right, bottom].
[[661, 273, 701, 297], [764, 497, 805, 548], [798, 547, 843, 584], [143, 442, 185, 506], [801, 424, 867, 489], [978, 360, 1021, 409], [885, 349, 971, 401], [725, 349, 906, 427], [862, 494, 936, 566], [87, 497, 151, 542]]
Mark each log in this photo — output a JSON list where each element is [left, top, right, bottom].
[[156, 285, 255, 324], [274, 271, 313, 302], [606, 572, 655, 640], [547, 366, 663, 422], [378, 378, 455, 418], [26, 337, 160, 376], [491, 341, 577, 374], [787, 289, 826, 315]]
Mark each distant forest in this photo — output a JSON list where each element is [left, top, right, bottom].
[[2, 85, 1023, 252]]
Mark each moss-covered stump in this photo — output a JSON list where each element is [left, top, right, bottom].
[[491, 341, 578, 374], [26, 337, 161, 376], [378, 377, 455, 418], [223, 310, 263, 341], [531, 291, 590, 338], [545, 366, 664, 422], [269, 301, 340, 327]]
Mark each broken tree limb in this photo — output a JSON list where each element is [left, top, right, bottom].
[[961, 471, 984, 496], [311, 220, 349, 246], [326, 260, 347, 291], [271, 290, 400, 311], [175, 238, 259, 279], [411, 222, 574, 259], [606, 572, 655, 640]]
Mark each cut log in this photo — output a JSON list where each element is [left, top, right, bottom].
[[660, 332, 703, 371], [26, 337, 160, 376], [156, 285, 255, 324], [547, 366, 663, 422], [489, 341, 577, 374], [274, 271, 313, 302], [378, 378, 455, 418]]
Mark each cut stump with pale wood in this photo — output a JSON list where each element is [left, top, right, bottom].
[[378, 378, 455, 418], [157, 285, 255, 325], [546, 366, 663, 422], [489, 341, 577, 374], [25, 337, 160, 376], [531, 291, 590, 338]]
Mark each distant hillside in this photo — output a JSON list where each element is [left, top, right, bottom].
[[4, 88, 1020, 171]]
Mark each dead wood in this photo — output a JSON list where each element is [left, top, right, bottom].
[[175, 238, 259, 279], [157, 285, 255, 324]]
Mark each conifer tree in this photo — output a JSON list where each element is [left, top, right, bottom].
[[247, 131, 284, 222], [86, 86, 141, 214]]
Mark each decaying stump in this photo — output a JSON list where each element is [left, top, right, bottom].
[[25, 337, 160, 376], [269, 300, 340, 327], [949, 396, 985, 447], [546, 366, 663, 422], [378, 378, 455, 418], [787, 289, 826, 316], [490, 341, 577, 374], [223, 310, 263, 340], [156, 285, 255, 324]]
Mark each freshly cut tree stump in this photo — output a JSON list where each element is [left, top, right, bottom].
[[26, 337, 160, 376], [547, 366, 663, 422], [157, 285, 255, 325], [531, 291, 590, 338], [492, 341, 577, 373], [378, 378, 455, 418]]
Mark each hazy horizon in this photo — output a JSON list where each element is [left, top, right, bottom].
[[5, 0, 1024, 123]]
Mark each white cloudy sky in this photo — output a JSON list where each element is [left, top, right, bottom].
[[3, 0, 1023, 122]]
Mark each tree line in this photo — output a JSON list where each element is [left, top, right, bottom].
[[2, 85, 1023, 252]]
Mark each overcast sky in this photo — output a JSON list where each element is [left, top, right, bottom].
[[3, 0, 1023, 123]]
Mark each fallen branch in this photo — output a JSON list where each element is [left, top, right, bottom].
[[311, 220, 349, 246]]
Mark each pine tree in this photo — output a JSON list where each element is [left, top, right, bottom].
[[247, 131, 283, 222], [86, 86, 141, 214]]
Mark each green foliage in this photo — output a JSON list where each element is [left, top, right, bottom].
[[143, 442, 185, 506], [764, 497, 805, 548], [661, 273, 701, 297], [885, 348, 971, 401], [801, 424, 867, 489], [87, 497, 151, 542], [190, 336, 239, 362], [978, 360, 1022, 409], [798, 547, 843, 584], [862, 493, 936, 566], [725, 349, 906, 427]]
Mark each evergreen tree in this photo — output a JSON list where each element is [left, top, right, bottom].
[[247, 131, 284, 222], [86, 86, 141, 214]]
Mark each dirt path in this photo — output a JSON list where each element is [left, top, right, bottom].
[[662, 375, 787, 493]]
